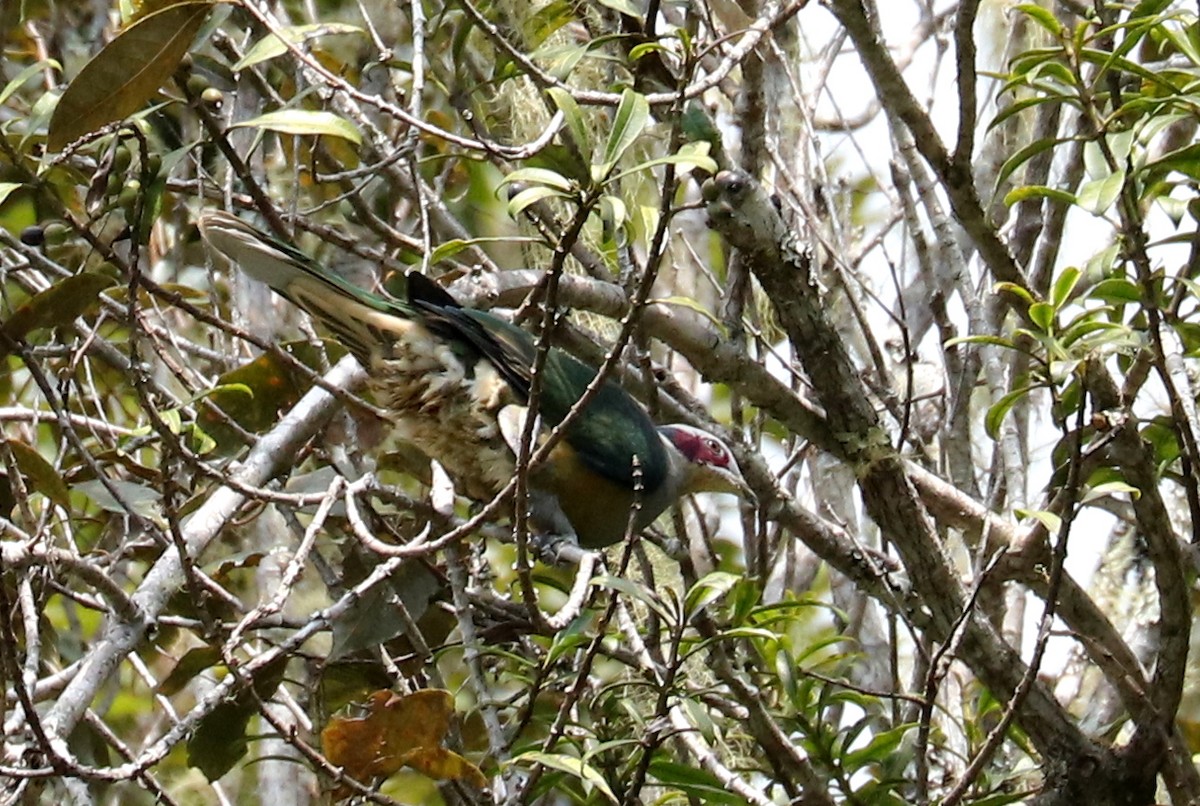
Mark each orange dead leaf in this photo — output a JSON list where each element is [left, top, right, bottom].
[[321, 689, 486, 798]]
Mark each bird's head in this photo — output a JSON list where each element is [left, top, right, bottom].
[[658, 424, 753, 502]]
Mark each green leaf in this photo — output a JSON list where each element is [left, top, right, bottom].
[[1090, 277, 1140, 304], [943, 334, 1018, 350], [187, 655, 287, 781], [501, 167, 575, 192], [4, 439, 70, 510], [429, 236, 539, 264], [1076, 170, 1124, 215], [1029, 301, 1055, 331], [231, 22, 364, 72], [1003, 184, 1077, 207], [512, 752, 617, 804], [48, 2, 215, 151], [1014, 4, 1064, 36], [646, 760, 745, 805], [598, 194, 627, 236], [544, 617, 593, 665], [1016, 507, 1062, 534], [1145, 143, 1200, 183], [1, 272, 118, 349], [547, 86, 591, 165], [157, 646, 222, 696], [525, 0, 577, 49], [609, 141, 718, 182], [0, 59, 62, 108], [994, 137, 1070, 192], [75, 478, 163, 520], [993, 281, 1037, 306], [232, 109, 362, 144], [683, 572, 740, 618], [1050, 266, 1082, 310], [843, 723, 914, 768], [594, 89, 649, 180], [0, 182, 24, 208], [986, 385, 1039, 440], [1129, 0, 1174, 20], [1081, 480, 1142, 504], [506, 184, 568, 217]]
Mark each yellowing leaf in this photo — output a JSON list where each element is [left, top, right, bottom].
[[321, 689, 486, 799], [402, 746, 488, 789], [232, 110, 362, 145], [48, 2, 217, 152], [1, 272, 118, 351], [4, 440, 70, 510]]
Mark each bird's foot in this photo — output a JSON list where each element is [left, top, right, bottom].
[[531, 532, 589, 567]]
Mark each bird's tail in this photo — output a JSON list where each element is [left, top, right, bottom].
[[199, 212, 414, 364]]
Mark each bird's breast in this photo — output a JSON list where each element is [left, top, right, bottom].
[[369, 323, 517, 500]]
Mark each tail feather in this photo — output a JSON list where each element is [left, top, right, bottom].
[[199, 212, 413, 364]]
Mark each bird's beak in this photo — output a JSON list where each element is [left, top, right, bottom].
[[697, 460, 756, 505]]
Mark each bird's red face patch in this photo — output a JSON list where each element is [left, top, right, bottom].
[[664, 426, 732, 469]]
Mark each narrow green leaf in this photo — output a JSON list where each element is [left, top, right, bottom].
[[1003, 184, 1077, 207], [1014, 4, 1064, 36], [1060, 319, 1129, 349], [986, 386, 1038, 440], [525, 0, 577, 49], [609, 141, 718, 182], [1129, 0, 1173, 20], [1016, 507, 1062, 533], [547, 86, 591, 165], [595, 89, 649, 179], [944, 334, 1018, 350], [0, 60, 61, 108], [232, 109, 362, 144], [1050, 266, 1082, 309], [429, 236, 539, 264], [500, 167, 575, 192], [506, 185, 567, 217], [512, 752, 618, 804], [232, 23, 364, 72], [994, 137, 1069, 193], [646, 760, 745, 805], [48, 2, 215, 151], [843, 723, 911, 769], [1081, 481, 1142, 504], [993, 281, 1037, 306]]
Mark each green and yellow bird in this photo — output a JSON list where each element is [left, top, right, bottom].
[[200, 212, 748, 548]]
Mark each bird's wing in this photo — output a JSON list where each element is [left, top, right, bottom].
[[406, 273, 667, 492]]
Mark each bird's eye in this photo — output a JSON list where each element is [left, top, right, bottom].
[[705, 437, 724, 455]]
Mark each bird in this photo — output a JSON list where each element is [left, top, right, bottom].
[[199, 211, 750, 549]]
